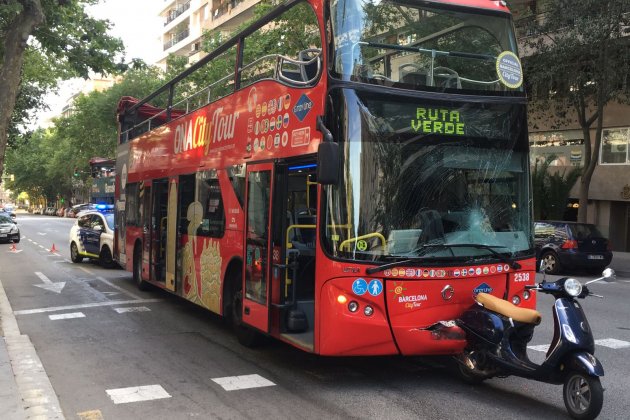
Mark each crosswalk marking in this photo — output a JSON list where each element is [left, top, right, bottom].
[[49, 312, 85, 320], [212, 374, 276, 391], [528, 344, 550, 352], [595, 338, 630, 349], [529, 338, 630, 352], [106, 384, 171, 404], [114, 306, 150, 313]]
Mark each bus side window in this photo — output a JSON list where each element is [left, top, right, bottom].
[[126, 183, 139, 226], [196, 171, 225, 238]]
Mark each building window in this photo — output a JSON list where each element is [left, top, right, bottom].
[[529, 130, 584, 166], [601, 127, 630, 165]]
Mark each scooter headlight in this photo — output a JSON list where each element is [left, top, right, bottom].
[[564, 278, 583, 297]]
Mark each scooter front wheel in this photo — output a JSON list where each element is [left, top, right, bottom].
[[563, 371, 603, 420]]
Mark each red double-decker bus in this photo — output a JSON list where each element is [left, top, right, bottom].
[[115, 0, 536, 355]]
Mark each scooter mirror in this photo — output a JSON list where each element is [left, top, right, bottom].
[[602, 268, 616, 281], [585, 268, 616, 285]]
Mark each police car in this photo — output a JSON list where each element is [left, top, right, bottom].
[[68, 205, 117, 267]]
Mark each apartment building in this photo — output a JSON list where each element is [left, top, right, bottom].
[[158, 0, 261, 67], [511, 0, 630, 251]]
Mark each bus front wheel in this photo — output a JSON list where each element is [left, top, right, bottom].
[[230, 283, 263, 347], [133, 245, 150, 291]]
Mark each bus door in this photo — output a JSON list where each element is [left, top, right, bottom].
[[242, 163, 274, 332], [275, 160, 317, 349], [150, 178, 169, 283], [140, 181, 152, 280]]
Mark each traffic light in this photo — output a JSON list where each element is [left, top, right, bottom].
[[73, 167, 79, 177]]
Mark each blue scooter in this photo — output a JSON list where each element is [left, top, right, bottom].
[[455, 263, 615, 419]]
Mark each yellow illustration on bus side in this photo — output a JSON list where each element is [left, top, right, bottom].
[[200, 239, 222, 313], [182, 201, 223, 313], [183, 201, 203, 306]]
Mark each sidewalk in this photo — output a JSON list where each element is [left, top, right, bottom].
[[0, 280, 65, 420], [610, 251, 630, 277], [0, 337, 25, 420]]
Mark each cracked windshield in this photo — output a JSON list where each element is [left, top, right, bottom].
[[322, 89, 532, 262]]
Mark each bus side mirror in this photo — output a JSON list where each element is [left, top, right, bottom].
[[317, 141, 339, 185]]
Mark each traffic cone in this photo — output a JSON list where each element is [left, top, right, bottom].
[[50, 243, 58, 253], [9, 243, 17, 252]]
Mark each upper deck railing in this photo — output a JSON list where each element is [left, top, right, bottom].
[[118, 0, 324, 144]]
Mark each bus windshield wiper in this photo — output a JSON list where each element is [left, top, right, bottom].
[[365, 255, 454, 275], [366, 244, 521, 275], [413, 243, 521, 270]]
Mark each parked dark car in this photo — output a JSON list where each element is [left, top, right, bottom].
[[534, 221, 612, 274], [0, 214, 20, 243]]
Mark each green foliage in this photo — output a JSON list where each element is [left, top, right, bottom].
[[531, 155, 581, 220], [1, 0, 125, 150], [5, 129, 66, 202], [6, 65, 166, 202], [522, 0, 630, 132]]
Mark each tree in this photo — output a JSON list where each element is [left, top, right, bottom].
[[522, 0, 630, 222], [0, 0, 125, 182], [5, 65, 165, 199], [531, 155, 582, 220]]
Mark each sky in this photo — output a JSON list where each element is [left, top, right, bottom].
[[36, 0, 162, 126]]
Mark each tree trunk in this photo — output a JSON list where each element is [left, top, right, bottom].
[[0, 0, 44, 182]]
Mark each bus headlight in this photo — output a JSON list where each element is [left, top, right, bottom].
[[348, 301, 359, 312], [364, 305, 374, 316], [564, 278, 582, 297]]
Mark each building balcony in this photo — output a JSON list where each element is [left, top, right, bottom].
[[163, 28, 190, 50], [165, 1, 191, 26]]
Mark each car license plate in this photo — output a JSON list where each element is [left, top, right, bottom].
[[588, 255, 604, 260]]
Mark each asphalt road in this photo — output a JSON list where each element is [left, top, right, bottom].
[[1, 214, 629, 419]]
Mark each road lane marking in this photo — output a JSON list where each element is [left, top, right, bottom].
[[114, 306, 151, 313], [595, 338, 630, 349], [13, 298, 162, 315], [49, 312, 85, 320], [96, 276, 144, 300], [106, 385, 171, 404], [34, 271, 66, 293], [211, 374, 276, 391], [528, 344, 550, 353]]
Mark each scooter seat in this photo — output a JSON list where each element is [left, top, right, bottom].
[[476, 293, 542, 325]]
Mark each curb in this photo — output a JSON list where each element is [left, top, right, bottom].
[[0, 280, 65, 419]]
